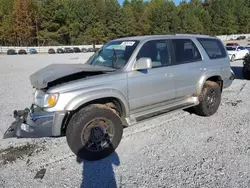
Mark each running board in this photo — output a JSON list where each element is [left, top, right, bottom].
[[125, 97, 199, 126]]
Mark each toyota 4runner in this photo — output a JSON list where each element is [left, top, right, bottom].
[[6, 34, 235, 161]]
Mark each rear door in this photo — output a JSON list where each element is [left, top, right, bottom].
[[170, 38, 204, 98]]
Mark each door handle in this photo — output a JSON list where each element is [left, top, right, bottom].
[[200, 68, 206, 71], [165, 73, 173, 77]]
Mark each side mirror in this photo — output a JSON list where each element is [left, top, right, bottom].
[[134, 57, 152, 70]]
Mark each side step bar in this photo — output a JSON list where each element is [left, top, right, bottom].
[[126, 97, 199, 126], [136, 102, 195, 122]]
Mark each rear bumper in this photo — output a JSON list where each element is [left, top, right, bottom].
[[4, 105, 66, 139], [223, 69, 236, 89]]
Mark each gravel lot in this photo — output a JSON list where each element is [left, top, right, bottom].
[[0, 53, 250, 188]]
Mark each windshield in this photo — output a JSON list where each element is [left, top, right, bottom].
[[86, 40, 139, 69], [226, 47, 236, 51]]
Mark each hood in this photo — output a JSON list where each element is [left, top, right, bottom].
[[30, 64, 116, 89]]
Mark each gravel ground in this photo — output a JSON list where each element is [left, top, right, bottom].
[[0, 54, 250, 188]]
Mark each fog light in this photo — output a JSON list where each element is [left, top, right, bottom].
[[21, 124, 34, 132]]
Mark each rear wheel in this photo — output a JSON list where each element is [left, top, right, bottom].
[[66, 104, 123, 161], [193, 81, 221, 117], [231, 55, 235, 62]]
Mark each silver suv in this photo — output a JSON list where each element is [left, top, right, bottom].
[[6, 34, 235, 161]]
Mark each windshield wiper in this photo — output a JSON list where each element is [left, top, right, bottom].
[[112, 48, 118, 68]]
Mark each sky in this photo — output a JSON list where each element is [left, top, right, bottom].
[[118, 0, 188, 5]]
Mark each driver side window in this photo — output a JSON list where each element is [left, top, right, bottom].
[[136, 40, 171, 68]]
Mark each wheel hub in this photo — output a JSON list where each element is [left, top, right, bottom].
[[80, 118, 114, 152], [91, 127, 105, 141]]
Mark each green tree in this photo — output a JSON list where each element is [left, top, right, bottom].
[[131, 0, 150, 35], [0, 0, 14, 45], [2, 0, 250, 46], [235, 0, 250, 33], [178, 0, 204, 34], [84, 22, 106, 48], [147, 0, 168, 34], [121, 1, 137, 36], [105, 0, 123, 40], [38, 0, 67, 45], [208, 0, 237, 35]]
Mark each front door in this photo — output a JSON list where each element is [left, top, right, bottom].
[[127, 39, 176, 111]]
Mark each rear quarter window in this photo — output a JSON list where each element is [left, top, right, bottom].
[[197, 38, 227, 59]]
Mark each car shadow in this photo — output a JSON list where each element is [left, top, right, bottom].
[[231, 66, 244, 80], [76, 148, 120, 188]]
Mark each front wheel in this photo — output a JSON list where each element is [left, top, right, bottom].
[[66, 104, 123, 161], [193, 81, 221, 117]]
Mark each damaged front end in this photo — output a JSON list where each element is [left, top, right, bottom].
[[4, 105, 66, 139], [5, 63, 116, 139]]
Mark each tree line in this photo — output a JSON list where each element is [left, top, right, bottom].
[[0, 0, 250, 47]]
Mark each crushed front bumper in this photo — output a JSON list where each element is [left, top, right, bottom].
[[4, 105, 66, 139]]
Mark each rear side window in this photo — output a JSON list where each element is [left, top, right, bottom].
[[171, 39, 202, 65], [197, 38, 227, 59]]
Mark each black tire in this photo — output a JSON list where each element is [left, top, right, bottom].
[[193, 81, 221, 117], [231, 55, 235, 62], [66, 104, 123, 161]]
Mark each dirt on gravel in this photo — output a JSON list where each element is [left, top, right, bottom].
[[0, 142, 46, 167]]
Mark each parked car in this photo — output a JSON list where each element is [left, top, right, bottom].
[[7, 49, 17, 55], [87, 48, 95, 52], [73, 47, 81, 53], [226, 46, 249, 62], [226, 42, 239, 46], [236, 36, 246, 40], [18, 49, 27, 55], [29, 48, 38, 54], [57, 48, 64, 54], [81, 48, 88, 53], [64, 48, 74, 53], [8, 34, 235, 161], [48, 48, 56, 54]]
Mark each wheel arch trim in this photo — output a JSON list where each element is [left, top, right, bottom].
[[64, 89, 130, 117], [197, 74, 223, 95]]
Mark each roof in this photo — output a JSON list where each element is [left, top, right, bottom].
[[112, 34, 216, 42]]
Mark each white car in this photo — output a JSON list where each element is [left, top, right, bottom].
[[226, 46, 249, 62]]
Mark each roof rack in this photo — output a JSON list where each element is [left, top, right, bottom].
[[175, 33, 212, 37]]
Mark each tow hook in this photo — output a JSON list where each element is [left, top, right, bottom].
[[13, 108, 30, 120]]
